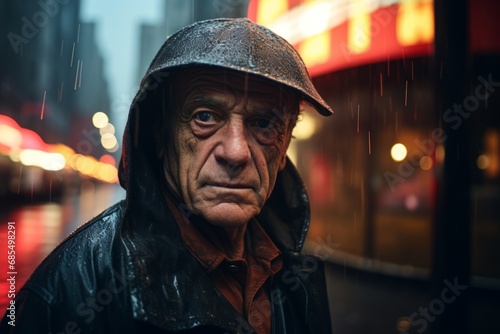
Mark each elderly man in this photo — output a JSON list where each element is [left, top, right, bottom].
[[1, 18, 333, 333]]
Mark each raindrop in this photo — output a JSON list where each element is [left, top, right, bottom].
[[74, 60, 80, 90], [60, 40, 64, 57], [59, 81, 64, 102], [77, 23, 81, 43], [41, 90, 46, 120], [79, 60, 83, 88], [70, 42, 75, 67], [368, 131, 371, 155], [357, 105, 360, 133], [405, 80, 408, 106]]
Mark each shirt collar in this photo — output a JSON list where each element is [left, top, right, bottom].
[[165, 194, 281, 274]]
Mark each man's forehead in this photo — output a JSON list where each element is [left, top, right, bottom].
[[172, 67, 299, 109], [179, 67, 287, 91]]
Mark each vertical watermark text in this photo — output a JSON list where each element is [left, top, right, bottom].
[[6, 221, 17, 327]]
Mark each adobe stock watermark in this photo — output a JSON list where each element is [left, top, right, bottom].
[[7, 0, 72, 54], [384, 74, 500, 191], [401, 277, 468, 333], [339, 5, 398, 63]]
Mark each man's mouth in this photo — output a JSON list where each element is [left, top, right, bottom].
[[209, 182, 253, 189]]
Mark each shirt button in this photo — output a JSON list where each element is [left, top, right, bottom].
[[227, 264, 239, 273]]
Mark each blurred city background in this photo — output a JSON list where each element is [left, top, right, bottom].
[[0, 0, 499, 333]]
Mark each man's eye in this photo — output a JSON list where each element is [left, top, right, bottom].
[[250, 118, 283, 145], [194, 111, 216, 123], [253, 118, 273, 129]]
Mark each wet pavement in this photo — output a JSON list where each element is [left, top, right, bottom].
[[0, 182, 125, 311]]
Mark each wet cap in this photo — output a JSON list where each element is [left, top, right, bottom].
[[142, 18, 333, 116]]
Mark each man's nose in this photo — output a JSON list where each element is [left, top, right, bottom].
[[214, 119, 251, 169]]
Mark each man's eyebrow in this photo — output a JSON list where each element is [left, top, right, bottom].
[[185, 97, 225, 109], [250, 106, 286, 122]]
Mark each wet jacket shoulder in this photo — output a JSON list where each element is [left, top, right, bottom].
[[0, 201, 133, 334]]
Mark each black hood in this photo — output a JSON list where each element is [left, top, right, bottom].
[[118, 18, 332, 252]]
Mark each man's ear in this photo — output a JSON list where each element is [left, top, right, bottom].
[[278, 152, 287, 171]]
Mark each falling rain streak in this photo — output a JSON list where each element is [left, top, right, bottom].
[[60, 40, 64, 57], [405, 80, 408, 106], [58, 82, 64, 102], [70, 42, 75, 67], [368, 131, 371, 155], [74, 60, 80, 90], [41, 90, 46, 120], [79, 61, 83, 88], [357, 105, 360, 133]]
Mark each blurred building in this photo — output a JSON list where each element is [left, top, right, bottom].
[[0, 0, 111, 153], [136, 0, 250, 83], [0, 1, 115, 201]]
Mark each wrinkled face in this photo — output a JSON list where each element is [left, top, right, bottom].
[[160, 68, 298, 228]]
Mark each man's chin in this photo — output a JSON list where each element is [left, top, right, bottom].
[[198, 203, 259, 228]]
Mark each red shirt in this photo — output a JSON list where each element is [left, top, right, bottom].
[[166, 197, 283, 334]]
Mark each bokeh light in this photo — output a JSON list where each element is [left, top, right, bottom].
[[391, 143, 408, 162], [92, 112, 109, 129]]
